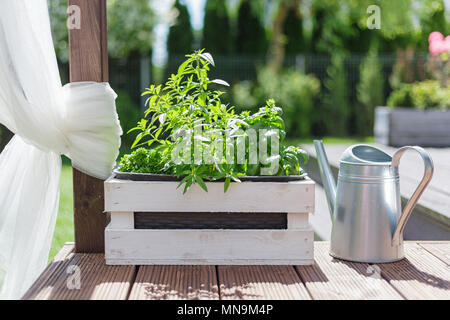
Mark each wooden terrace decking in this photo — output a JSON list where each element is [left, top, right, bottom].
[[23, 241, 450, 300]]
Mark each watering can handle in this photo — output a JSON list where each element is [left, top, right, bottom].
[[391, 146, 434, 245]]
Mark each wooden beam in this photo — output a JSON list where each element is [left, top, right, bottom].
[[68, 0, 108, 253]]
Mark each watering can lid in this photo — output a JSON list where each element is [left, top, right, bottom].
[[340, 144, 392, 164]]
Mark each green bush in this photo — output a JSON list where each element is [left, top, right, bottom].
[[231, 80, 259, 110], [115, 91, 141, 151], [232, 67, 320, 137], [387, 80, 450, 110], [387, 84, 414, 108], [322, 54, 350, 136], [411, 80, 450, 109], [119, 148, 170, 173], [357, 49, 384, 136]]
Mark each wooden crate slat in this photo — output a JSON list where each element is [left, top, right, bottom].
[[376, 242, 450, 300], [288, 212, 309, 229], [23, 249, 135, 300], [105, 179, 315, 213], [295, 242, 403, 300], [105, 227, 314, 265], [105, 178, 315, 265], [218, 266, 311, 300], [129, 266, 219, 300], [418, 242, 450, 265]]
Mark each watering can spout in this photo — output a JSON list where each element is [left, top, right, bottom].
[[314, 140, 336, 220]]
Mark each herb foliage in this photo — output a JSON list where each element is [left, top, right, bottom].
[[120, 50, 308, 193]]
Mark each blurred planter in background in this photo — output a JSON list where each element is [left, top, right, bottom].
[[374, 106, 450, 147], [376, 79, 450, 146]]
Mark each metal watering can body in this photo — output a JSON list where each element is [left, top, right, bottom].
[[314, 141, 434, 263]]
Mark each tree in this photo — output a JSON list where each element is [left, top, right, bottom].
[[48, 0, 155, 60], [201, 0, 233, 55], [310, 1, 354, 54], [353, 0, 416, 52], [310, 2, 326, 54], [167, 0, 194, 55], [106, 0, 155, 58], [418, 0, 447, 51], [322, 54, 350, 136], [357, 47, 384, 136], [283, 4, 307, 54], [310, 0, 416, 54], [235, 0, 267, 55], [268, 0, 294, 71]]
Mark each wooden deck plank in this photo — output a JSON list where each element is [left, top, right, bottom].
[[218, 266, 311, 300], [24, 241, 450, 300], [22, 243, 75, 299], [376, 242, 450, 300], [23, 248, 135, 300], [295, 242, 403, 300], [128, 266, 219, 300], [418, 242, 450, 265]]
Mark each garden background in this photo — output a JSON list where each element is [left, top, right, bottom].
[[0, 0, 447, 259]]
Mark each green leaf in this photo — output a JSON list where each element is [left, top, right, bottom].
[[154, 126, 164, 139], [230, 175, 241, 183], [195, 175, 208, 192], [177, 175, 191, 189], [131, 132, 144, 149], [177, 58, 191, 75], [211, 79, 230, 86], [199, 52, 215, 66], [127, 126, 141, 134], [183, 179, 193, 194], [224, 177, 230, 193], [159, 113, 166, 125]]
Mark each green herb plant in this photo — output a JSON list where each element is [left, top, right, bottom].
[[120, 50, 308, 193]]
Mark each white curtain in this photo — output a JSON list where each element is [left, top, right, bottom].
[[0, 1, 122, 299]]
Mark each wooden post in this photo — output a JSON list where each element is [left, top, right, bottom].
[[68, 0, 108, 252]]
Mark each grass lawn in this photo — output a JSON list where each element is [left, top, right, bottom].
[[49, 137, 373, 261], [283, 136, 374, 147], [49, 160, 74, 261]]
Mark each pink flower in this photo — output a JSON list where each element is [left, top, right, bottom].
[[428, 32, 450, 55], [429, 31, 444, 44], [429, 40, 445, 55], [444, 36, 450, 52]]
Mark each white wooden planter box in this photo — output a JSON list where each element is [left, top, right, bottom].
[[374, 106, 450, 147], [104, 177, 315, 265]]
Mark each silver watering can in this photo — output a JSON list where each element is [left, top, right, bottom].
[[314, 141, 434, 263]]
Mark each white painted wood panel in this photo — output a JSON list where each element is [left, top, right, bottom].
[[105, 226, 314, 265], [105, 179, 315, 213], [109, 211, 134, 229], [287, 212, 309, 229]]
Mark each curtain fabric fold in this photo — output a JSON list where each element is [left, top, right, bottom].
[[0, 0, 122, 299]]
